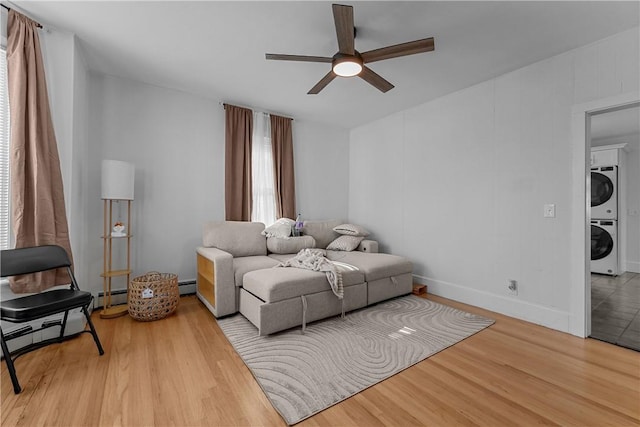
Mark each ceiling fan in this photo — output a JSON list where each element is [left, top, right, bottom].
[[265, 3, 435, 94]]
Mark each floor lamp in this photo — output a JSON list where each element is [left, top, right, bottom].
[[101, 160, 135, 318]]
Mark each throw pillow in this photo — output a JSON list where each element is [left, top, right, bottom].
[[333, 223, 370, 237], [261, 218, 295, 238], [326, 235, 364, 251]]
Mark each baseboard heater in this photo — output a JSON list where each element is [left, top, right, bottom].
[[95, 279, 196, 310]]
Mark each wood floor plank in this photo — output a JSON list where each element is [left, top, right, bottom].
[[2, 294, 639, 426], [408, 360, 555, 426], [456, 331, 640, 418], [433, 346, 636, 426]]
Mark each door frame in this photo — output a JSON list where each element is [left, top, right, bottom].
[[569, 91, 639, 337]]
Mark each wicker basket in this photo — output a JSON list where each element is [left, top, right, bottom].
[[128, 272, 179, 321]]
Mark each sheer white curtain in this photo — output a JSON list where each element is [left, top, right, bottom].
[[251, 112, 277, 226]]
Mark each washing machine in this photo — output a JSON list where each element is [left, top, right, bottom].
[[591, 219, 619, 276], [591, 166, 617, 219]]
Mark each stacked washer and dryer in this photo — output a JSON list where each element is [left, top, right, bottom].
[[590, 153, 620, 275]]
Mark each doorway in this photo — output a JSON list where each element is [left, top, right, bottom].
[[587, 103, 640, 350]]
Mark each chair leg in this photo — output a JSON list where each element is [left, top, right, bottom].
[[0, 328, 22, 394], [60, 310, 69, 340], [82, 306, 104, 355]]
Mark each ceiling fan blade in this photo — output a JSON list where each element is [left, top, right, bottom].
[[359, 66, 394, 93], [308, 71, 337, 94], [266, 54, 333, 63], [333, 4, 355, 55], [361, 37, 435, 64]]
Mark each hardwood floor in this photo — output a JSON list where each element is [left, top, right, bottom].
[[2, 294, 639, 426]]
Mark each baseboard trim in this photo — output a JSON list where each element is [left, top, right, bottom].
[[623, 261, 640, 274], [94, 279, 196, 309], [413, 274, 571, 334]]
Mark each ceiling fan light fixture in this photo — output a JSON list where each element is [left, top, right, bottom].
[[332, 56, 363, 77], [265, 4, 434, 93]]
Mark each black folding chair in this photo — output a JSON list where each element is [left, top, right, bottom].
[[0, 245, 104, 394]]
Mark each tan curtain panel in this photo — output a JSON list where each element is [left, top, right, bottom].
[[224, 104, 253, 221], [270, 114, 296, 219], [7, 10, 74, 293]]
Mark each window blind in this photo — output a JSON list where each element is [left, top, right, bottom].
[[0, 48, 10, 249]]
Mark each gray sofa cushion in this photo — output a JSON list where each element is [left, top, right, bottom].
[[268, 249, 326, 264], [267, 235, 316, 254], [326, 251, 412, 282], [243, 267, 365, 303], [233, 256, 279, 287], [203, 221, 267, 257], [267, 253, 296, 263], [301, 219, 342, 249]]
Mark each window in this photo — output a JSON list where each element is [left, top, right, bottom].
[[0, 47, 10, 249], [251, 112, 277, 226]]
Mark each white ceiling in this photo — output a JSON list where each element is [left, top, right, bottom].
[[11, 1, 640, 128]]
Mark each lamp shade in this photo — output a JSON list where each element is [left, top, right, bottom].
[[101, 160, 135, 200]]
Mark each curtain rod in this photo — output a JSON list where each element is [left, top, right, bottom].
[[1, 4, 43, 28], [221, 102, 294, 121]]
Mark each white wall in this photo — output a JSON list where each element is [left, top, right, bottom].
[[87, 73, 223, 295], [293, 121, 349, 222], [70, 37, 90, 286], [40, 30, 73, 215], [40, 29, 90, 285], [349, 27, 639, 333], [86, 73, 349, 295]]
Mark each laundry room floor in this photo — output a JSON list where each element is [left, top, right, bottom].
[[590, 272, 640, 351]]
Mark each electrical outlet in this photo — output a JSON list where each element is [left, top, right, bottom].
[[508, 279, 518, 296], [544, 204, 556, 218]]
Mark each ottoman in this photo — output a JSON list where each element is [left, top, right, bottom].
[[326, 251, 413, 304], [239, 267, 367, 335]]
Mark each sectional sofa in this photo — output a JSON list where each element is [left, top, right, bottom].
[[196, 220, 413, 335]]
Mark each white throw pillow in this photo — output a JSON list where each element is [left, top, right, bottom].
[[333, 223, 370, 237], [261, 218, 295, 238], [326, 235, 364, 251]]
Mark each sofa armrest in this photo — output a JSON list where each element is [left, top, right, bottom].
[[357, 240, 379, 253], [196, 247, 235, 317]]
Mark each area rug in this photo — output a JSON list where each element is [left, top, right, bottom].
[[217, 295, 494, 425]]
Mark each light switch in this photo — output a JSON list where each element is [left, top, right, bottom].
[[544, 204, 556, 218]]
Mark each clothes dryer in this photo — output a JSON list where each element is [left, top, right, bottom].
[[591, 219, 619, 276], [591, 166, 617, 220]]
